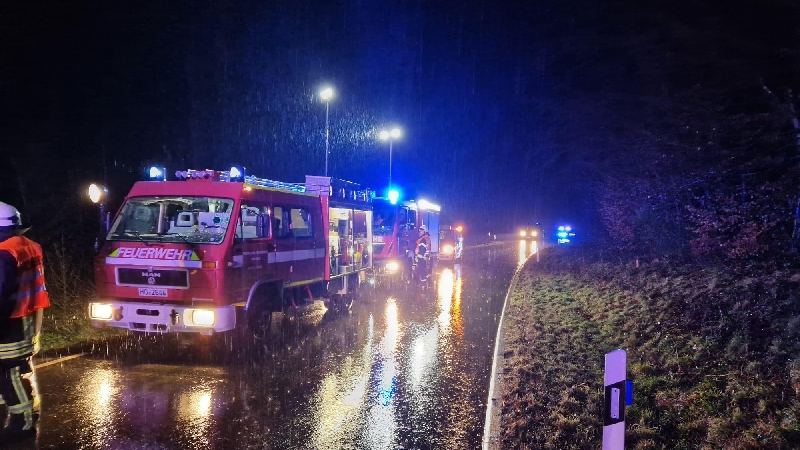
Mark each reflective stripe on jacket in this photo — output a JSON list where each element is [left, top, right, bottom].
[[0, 236, 50, 319], [0, 315, 36, 360], [416, 233, 431, 252]]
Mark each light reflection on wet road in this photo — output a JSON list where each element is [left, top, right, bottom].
[[30, 242, 521, 450]]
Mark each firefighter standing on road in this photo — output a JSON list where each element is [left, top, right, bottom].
[[0, 202, 50, 443], [416, 225, 431, 256], [414, 225, 432, 281]]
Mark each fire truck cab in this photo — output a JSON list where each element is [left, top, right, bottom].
[[89, 168, 373, 336], [371, 197, 441, 278]]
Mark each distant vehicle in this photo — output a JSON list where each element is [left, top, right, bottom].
[[518, 224, 543, 242], [438, 225, 464, 264]]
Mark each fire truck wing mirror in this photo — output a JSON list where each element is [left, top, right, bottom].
[[256, 213, 271, 238]]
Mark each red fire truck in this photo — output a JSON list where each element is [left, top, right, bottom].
[[371, 197, 441, 279], [88, 168, 374, 335]]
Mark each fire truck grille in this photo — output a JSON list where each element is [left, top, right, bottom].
[[373, 243, 386, 254], [116, 268, 189, 288]]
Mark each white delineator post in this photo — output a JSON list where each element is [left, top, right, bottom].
[[603, 349, 627, 450]]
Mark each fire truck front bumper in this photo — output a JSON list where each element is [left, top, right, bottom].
[[89, 301, 236, 334]]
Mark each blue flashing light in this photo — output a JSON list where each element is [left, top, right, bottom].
[[388, 189, 400, 205], [148, 166, 166, 181], [558, 225, 566, 231], [229, 166, 245, 182]]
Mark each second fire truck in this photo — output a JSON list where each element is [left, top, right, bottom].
[[371, 196, 441, 280]]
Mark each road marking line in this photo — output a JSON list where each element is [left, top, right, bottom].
[[35, 353, 87, 369], [482, 246, 535, 450]]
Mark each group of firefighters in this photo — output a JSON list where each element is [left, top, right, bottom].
[[0, 201, 49, 444]]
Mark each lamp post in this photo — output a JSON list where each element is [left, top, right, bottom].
[[379, 127, 402, 188], [88, 183, 109, 251], [320, 87, 334, 177]]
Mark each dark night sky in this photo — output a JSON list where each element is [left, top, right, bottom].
[[2, 0, 799, 239]]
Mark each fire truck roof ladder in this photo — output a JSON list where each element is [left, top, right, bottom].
[[213, 169, 306, 193], [243, 175, 306, 193], [306, 176, 373, 203], [212, 170, 372, 202]]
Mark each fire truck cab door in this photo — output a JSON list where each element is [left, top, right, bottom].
[[398, 207, 416, 256], [243, 211, 277, 271], [233, 208, 279, 299]]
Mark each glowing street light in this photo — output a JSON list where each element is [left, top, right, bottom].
[[87, 183, 110, 251], [379, 127, 402, 188], [320, 87, 335, 177], [88, 183, 107, 204]]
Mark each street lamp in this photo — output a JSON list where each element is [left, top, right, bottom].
[[87, 183, 110, 251], [320, 87, 335, 177], [379, 127, 402, 188], [88, 183, 106, 205]]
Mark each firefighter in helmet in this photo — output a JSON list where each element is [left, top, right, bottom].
[[411, 225, 431, 282], [0, 201, 50, 443], [416, 225, 431, 256]]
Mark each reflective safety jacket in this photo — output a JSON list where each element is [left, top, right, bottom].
[[415, 232, 431, 256], [0, 236, 50, 360]]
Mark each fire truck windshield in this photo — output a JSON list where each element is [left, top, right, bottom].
[[372, 200, 397, 236], [106, 196, 235, 245]]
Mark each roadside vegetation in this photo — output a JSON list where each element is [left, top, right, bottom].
[[500, 244, 800, 450], [40, 241, 124, 353]]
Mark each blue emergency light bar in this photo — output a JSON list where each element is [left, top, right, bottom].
[[388, 189, 400, 205], [148, 166, 166, 181], [228, 166, 246, 182]]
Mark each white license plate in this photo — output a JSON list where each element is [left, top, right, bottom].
[[138, 287, 168, 298]]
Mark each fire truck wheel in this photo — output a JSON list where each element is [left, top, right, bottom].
[[342, 294, 354, 310], [330, 294, 353, 312], [248, 307, 273, 337]]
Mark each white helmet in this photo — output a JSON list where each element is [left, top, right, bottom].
[[0, 202, 24, 230], [419, 225, 427, 231]]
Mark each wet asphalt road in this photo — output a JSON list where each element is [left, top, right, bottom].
[[22, 241, 531, 450]]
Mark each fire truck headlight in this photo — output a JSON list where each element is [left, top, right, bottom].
[[190, 310, 216, 326], [385, 261, 400, 273], [531, 231, 537, 237], [519, 230, 527, 237], [90, 303, 114, 320], [442, 244, 454, 255]]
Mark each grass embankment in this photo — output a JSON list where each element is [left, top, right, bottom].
[[39, 247, 124, 353], [500, 245, 800, 449], [40, 291, 123, 353]]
